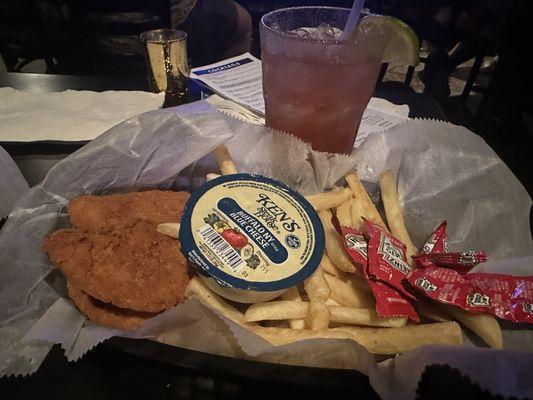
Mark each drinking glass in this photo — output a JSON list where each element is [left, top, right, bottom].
[[140, 29, 189, 96], [260, 7, 385, 154]]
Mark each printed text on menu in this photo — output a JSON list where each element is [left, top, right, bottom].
[[190, 53, 265, 114]]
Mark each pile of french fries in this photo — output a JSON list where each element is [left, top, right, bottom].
[[166, 145, 503, 355]]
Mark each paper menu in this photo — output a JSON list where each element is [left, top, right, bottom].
[[190, 53, 265, 114], [355, 98, 410, 148]]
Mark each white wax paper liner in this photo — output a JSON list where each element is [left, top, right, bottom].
[[0, 145, 29, 219], [0, 101, 532, 398]]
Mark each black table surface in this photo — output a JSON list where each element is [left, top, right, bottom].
[[0, 72, 449, 400]]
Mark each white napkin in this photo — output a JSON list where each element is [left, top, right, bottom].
[[0, 88, 165, 142]]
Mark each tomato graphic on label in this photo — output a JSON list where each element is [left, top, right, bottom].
[[221, 229, 248, 249]]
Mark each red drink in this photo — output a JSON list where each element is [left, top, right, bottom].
[[260, 7, 383, 154]]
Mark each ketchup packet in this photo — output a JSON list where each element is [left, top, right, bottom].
[[420, 221, 448, 255], [364, 220, 416, 300], [412, 251, 488, 273], [341, 226, 367, 268], [367, 280, 419, 321], [414, 221, 487, 273], [408, 267, 533, 323], [413, 221, 448, 268], [341, 225, 419, 321]]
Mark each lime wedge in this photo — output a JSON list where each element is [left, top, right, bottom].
[[356, 15, 420, 66]]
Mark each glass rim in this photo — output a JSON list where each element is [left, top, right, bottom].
[[260, 6, 354, 45], [139, 29, 187, 43]]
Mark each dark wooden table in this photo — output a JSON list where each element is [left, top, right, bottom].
[[0, 72, 451, 400]]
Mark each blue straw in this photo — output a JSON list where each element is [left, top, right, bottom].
[[340, 0, 366, 40]]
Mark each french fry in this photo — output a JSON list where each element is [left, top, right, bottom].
[[323, 273, 374, 308], [305, 188, 352, 211], [320, 252, 340, 277], [244, 301, 308, 322], [438, 303, 503, 349], [345, 172, 388, 231], [304, 268, 330, 302], [325, 298, 342, 306], [185, 277, 255, 327], [333, 321, 463, 354], [379, 170, 417, 266], [329, 306, 407, 328], [349, 197, 365, 230], [244, 301, 401, 328], [306, 301, 330, 331], [281, 286, 302, 302], [244, 302, 403, 329], [214, 145, 238, 175], [156, 223, 180, 239], [249, 326, 356, 346], [206, 173, 221, 181], [336, 199, 352, 227], [251, 322, 463, 354], [280, 287, 305, 330], [318, 209, 356, 273], [348, 275, 373, 294]]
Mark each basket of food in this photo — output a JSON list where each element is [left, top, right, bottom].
[[0, 101, 531, 399]]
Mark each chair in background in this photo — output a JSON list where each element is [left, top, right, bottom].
[[0, 0, 56, 72], [475, 0, 530, 131], [368, 0, 464, 93]]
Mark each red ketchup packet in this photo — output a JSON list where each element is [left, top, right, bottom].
[[340, 226, 367, 268], [420, 221, 448, 255], [341, 226, 419, 321], [412, 251, 488, 273], [414, 221, 487, 273], [363, 220, 416, 301], [407, 267, 533, 324]]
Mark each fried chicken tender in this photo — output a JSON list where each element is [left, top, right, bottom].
[[43, 190, 191, 314], [68, 190, 189, 232], [67, 282, 157, 330]]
